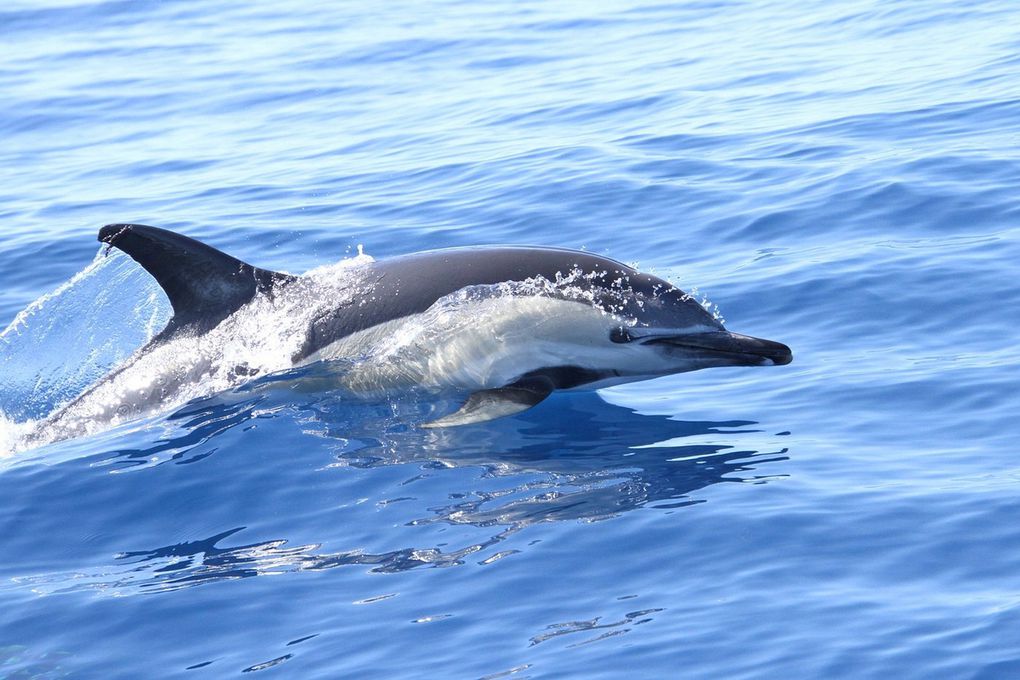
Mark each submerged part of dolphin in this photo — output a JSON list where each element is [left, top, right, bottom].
[[31, 224, 791, 444]]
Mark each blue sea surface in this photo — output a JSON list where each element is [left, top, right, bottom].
[[3, 0, 1020, 677]]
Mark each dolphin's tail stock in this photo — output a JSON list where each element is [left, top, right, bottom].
[[99, 224, 296, 338]]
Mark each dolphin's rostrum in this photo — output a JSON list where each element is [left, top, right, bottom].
[[41, 223, 791, 441]]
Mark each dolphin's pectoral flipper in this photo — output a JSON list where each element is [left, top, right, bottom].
[[422, 366, 615, 428], [99, 224, 296, 332], [422, 383, 554, 428]]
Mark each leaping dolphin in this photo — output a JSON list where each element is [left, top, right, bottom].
[[32, 224, 791, 444]]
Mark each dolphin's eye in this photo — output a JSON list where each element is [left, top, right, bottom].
[[609, 327, 635, 344]]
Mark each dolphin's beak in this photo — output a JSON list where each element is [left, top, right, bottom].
[[640, 330, 793, 366]]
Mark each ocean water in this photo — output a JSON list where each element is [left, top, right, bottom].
[[2, 0, 1020, 677]]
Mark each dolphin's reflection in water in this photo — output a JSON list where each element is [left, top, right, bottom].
[[320, 392, 787, 524], [25, 389, 789, 595]]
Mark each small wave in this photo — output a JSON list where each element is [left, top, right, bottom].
[[3, 394, 787, 596]]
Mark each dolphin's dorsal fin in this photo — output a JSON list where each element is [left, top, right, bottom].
[[99, 223, 296, 332]]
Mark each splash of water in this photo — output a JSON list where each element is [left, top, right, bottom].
[[9, 250, 377, 452], [0, 249, 170, 426]]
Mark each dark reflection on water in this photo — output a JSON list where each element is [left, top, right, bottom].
[[307, 391, 788, 523], [529, 607, 665, 647], [94, 396, 271, 470], [26, 387, 788, 595]]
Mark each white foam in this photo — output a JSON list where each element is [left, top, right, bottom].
[[0, 413, 36, 457], [21, 251, 377, 450]]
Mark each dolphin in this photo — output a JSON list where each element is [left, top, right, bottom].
[[31, 223, 791, 444]]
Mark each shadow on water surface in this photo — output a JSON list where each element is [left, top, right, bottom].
[[17, 386, 789, 596]]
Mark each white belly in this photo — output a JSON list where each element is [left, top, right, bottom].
[[301, 295, 636, 395]]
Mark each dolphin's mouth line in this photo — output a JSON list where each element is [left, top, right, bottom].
[[639, 331, 793, 366], [643, 338, 777, 365]]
